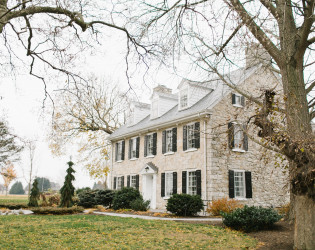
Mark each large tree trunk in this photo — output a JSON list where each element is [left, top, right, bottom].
[[294, 195, 315, 249]]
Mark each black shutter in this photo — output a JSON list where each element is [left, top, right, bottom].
[[121, 176, 124, 187], [183, 125, 187, 151], [228, 122, 234, 149], [136, 137, 140, 158], [232, 93, 236, 104], [144, 135, 148, 157], [182, 171, 187, 194], [243, 124, 248, 151], [153, 133, 157, 155], [121, 141, 125, 160], [228, 170, 235, 198], [196, 170, 201, 196], [115, 143, 118, 161], [161, 173, 165, 197], [241, 96, 245, 106], [113, 177, 117, 190], [173, 172, 177, 194], [172, 127, 177, 152], [245, 171, 252, 198], [194, 122, 200, 149], [135, 175, 139, 190], [127, 175, 130, 187], [128, 139, 132, 159], [162, 130, 166, 154]]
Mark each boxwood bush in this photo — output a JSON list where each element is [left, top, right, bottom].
[[95, 190, 116, 208], [78, 189, 116, 208], [130, 198, 150, 211], [112, 187, 143, 210], [166, 194, 203, 216], [222, 205, 282, 232]]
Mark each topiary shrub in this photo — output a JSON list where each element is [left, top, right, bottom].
[[166, 194, 203, 216], [78, 190, 98, 208], [207, 197, 243, 216], [222, 205, 282, 232], [95, 190, 116, 208], [112, 187, 142, 210], [130, 198, 150, 211]]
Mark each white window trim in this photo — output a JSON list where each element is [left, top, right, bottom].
[[163, 151, 175, 156], [232, 93, 244, 108], [185, 122, 197, 151], [164, 171, 174, 199], [116, 140, 124, 162], [130, 174, 137, 189], [165, 128, 174, 154], [233, 170, 246, 199], [232, 148, 246, 153], [186, 169, 197, 196], [129, 137, 138, 160], [231, 122, 246, 153], [146, 133, 155, 157], [179, 88, 189, 110], [116, 176, 124, 190]]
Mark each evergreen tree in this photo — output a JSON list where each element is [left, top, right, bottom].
[[28, 179, 40, 207], [35, 177, 51, 192], [60, 160, 75, 207], [9, 181, 25, 194]]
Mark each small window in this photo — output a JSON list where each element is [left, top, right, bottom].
[[234, 171, 245, 198], [130, 175, 137, 188], [187, 171, 197, 195], [182, 170, 201, 196], [232, 93, 245, 107], [147, 134, 154, 156], [128, 137, 139, 159], [162, 128, 177, 154], [161, 172, 177, 198], [180, 89, 188, 109], [115, 140, 125, 161], [114, 176, 124, 190]]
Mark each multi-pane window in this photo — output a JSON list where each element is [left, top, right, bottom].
[[116, 176, 124, 190], [165, 172, 173, 197], [130, 175, 137, 188], [234, 171, 245, 198], [180, 89, 188, 109], [166, 129, 173, 152], [146, 134, 154, 156], [115, 141, 124, 161], [187, 124, 195, 149], [232, 93, 245, 107], [130, 138, 137, 158], [234, 124, 244, 150], [187, 171, 197, 195]]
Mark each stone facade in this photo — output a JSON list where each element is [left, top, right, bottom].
[[109, 65, 289, 209]]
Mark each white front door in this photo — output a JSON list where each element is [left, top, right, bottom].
[[142, 174, 156, 209]]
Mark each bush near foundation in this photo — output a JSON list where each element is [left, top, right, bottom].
[[95, 190, 116, 208], [112, 187, 143, 210], [166, 194, 203, 216], [207, 197, 243, 216], [78, 190, 98, 208], [222, 205, 282, 232], [130, 198, 150, 211]]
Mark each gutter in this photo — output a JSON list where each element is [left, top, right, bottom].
[[110, 109, 212, 141]]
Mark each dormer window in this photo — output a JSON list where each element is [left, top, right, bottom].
[[180, 89, 188, 109]]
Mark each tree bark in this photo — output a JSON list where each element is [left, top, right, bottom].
[[294, 195, 315, 249]]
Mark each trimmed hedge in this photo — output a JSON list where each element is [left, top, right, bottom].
[[166, 194, 203, 216], [0, 204, 28, 209], [30, 206, 84, 215], [112, 187, 143, 210], [78, 189, 116, 208], [222, 205, 282, 232]]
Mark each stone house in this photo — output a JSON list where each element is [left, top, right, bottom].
[[108, 57, 289, 210]]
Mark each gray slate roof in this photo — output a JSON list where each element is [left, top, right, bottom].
[[109, 65, 260, 140]]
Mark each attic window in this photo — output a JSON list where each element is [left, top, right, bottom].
[[180, 89, 188, 109]]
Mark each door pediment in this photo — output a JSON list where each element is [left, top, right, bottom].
[[140, 162, 158, 175]]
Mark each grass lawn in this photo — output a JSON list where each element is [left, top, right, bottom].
[[0, 215, 257, 249], [0, 195, 28, 205]]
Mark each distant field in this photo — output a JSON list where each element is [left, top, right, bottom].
[[0, 215, 257, 249], [0, 195, 28, 205]]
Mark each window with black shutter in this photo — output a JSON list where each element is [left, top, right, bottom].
[[136, 137, 140, 158], [121, 141, 125, 160], [183, 125, 187, 151], [245, 171, 252, 198], [162, 130, 166, 154], [232, 93, 245, 107], [182, 171, 187, 193], [135, 175, 139, 190], [229, 122, 248, 152], [153, 133, 157, 155], [196, 170, 201, 196], [115, 143, 118, 161], [228, 122, 234, 149], [228, 170, 235, 198], [161, 173, 165, 197], [172, 128, 177, 152], [113, 177, 117, 190], [173, 172, 177, 194], [128, 139, 132, 159], [144, 135, 148, 157], [194, 122, 200, 149], [127, 175, 130, 187], [243, 124, 248, 151], [228, 170, 252, 199]]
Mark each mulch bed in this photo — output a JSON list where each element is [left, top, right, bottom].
[[181, 219, 294, 250]]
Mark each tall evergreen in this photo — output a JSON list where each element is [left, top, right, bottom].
[[60, 160, 75, 207], [9, 181, 25, 194], [28, 179, 40, 207]]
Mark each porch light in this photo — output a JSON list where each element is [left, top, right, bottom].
[[145, 166, 149, 172]]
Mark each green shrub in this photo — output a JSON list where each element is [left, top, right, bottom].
[[76, 187, 91, 195], [166, 194, 203, 216], [95, 190, 116, 208], [30, 206, 84, 215], [130, 198, 150, 211], [78, 190, 98, 208], [0, 204, 28, 209], [47, 194, 61, 206], [112, 187, 142, 210], [222, 205, 282, 232]]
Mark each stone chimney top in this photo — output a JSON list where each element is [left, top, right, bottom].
[[153, 85, 172, 95], [245, 44, 272, 69]]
